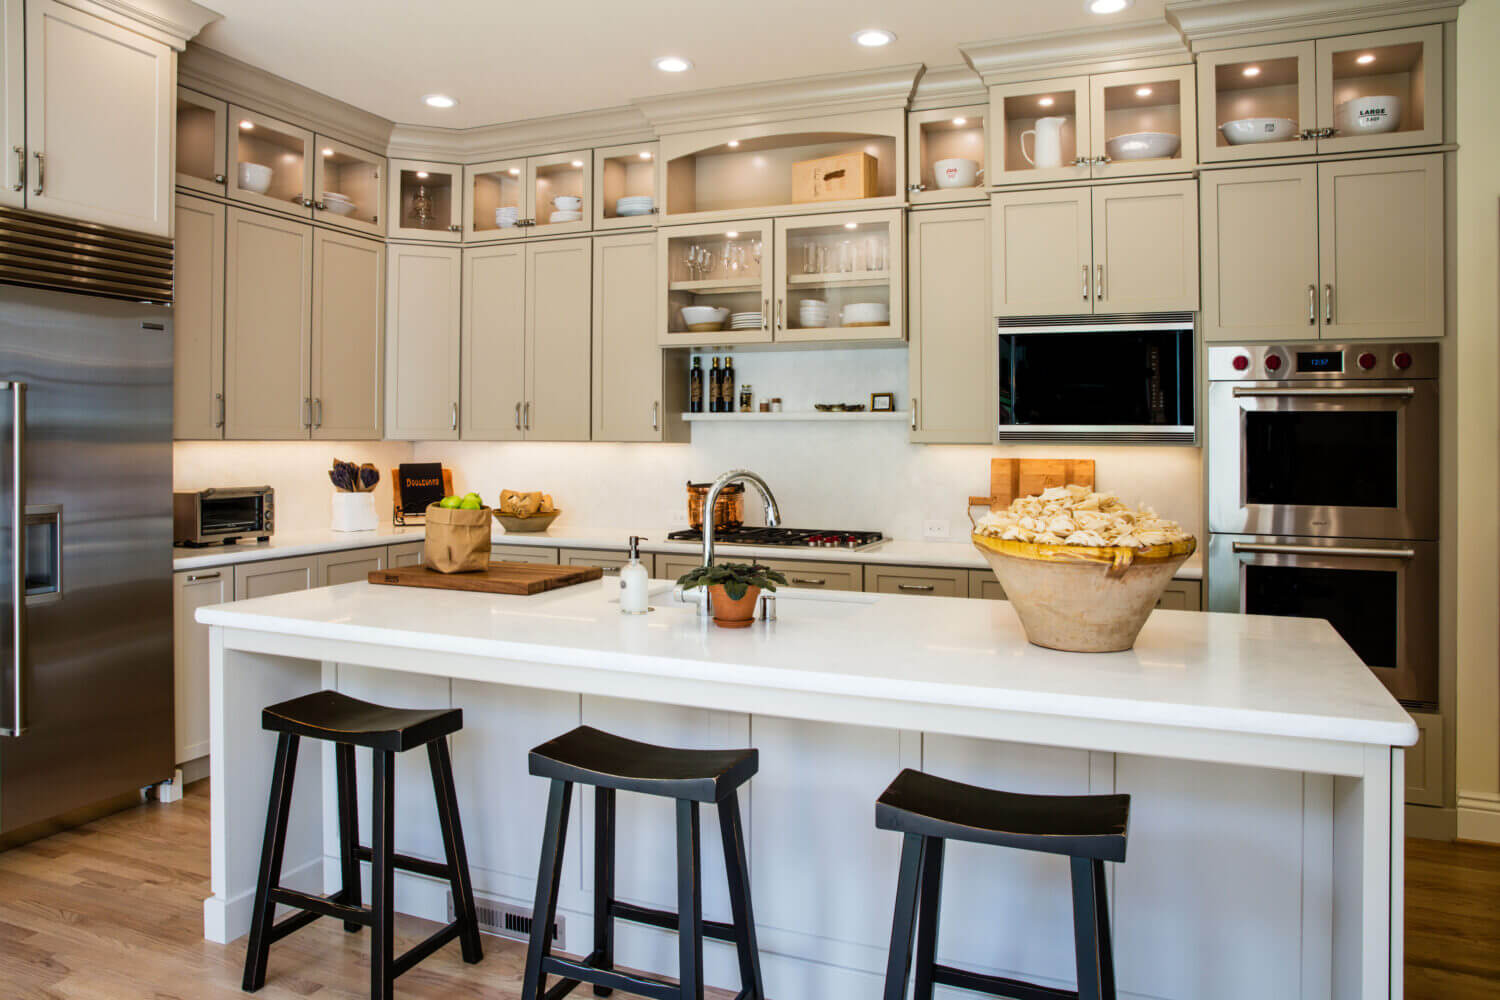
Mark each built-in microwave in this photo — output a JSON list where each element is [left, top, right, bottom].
[[997, 316, 1195, 443]]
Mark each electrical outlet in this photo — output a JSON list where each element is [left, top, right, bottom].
[[923, 519, 950, 539], [670, 510, 689, 526]]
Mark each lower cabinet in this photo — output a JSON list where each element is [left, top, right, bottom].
[[493, 544, 559, 565], [1405, 711, 1443, 807], [1155, 579, 1202, 612], [172, 567, 231, 765], [657, 554, 861, 592], [233, 554, 317, 600], [388, 540, 425, 568], [318, 546, 385, 586], [864, 563, 970, 597], [561, 547, 651, 576], [969, 570, 1008, 601]]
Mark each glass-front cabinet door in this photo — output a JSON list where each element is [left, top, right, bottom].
[[774, 209, 903, 344], [595, 141, 661, 230], [1090, 65, 1196, 178], [1197, 42, 1316, 163], [228, 105, 314, 216], [389, 159, 462, 241], [989, 77, 1091, 185], [908, 106, 987, 204], [529, 150, 591, 236], [1316, 24, 1443, 154], [312, 137, 384, 236], [176, 87, 226, 195], [658, 219, 773, 347], [464, 158, 526, 242]]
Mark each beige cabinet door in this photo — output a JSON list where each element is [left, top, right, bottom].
[[594, 232, 681, 442], [312, 136, 385, 237], [909, 206, 992, 444], [0, 0, 20, 209], [527, 149, 592, 236], [228, 106, 314, 220], [907, 104, 988, 206], [387, 541, 424, 568], [773, 208, 904, 345], [989, 76, 1093, 186], [991, 187, 1093, 317], [758, 558, 862, 593], [463, 158, 527, 243], [658, 218, 775, 347], [24, 0, 173, 235], [390, 159, 463, 241], [173, 567, 231, 764], [1196, 42, 1316, 165], [176, 86, 228, 197], [1314, 25, 1444, 155], [1405, 712, 1443, 807], [225, 207, 312, 439], [461, 243, 526, 440], [864, 564, 968, 598], [525, 237, 592, 441], [593, 141, 662, 231], [1154, 579, 1202, 611], [173, 195, 225, 440], [385, 243, 461, 440], [1089, 64, 1197, 180], [317, 547, 384, 587], [1092, 179, 1199, 314], [234, 555, 317, 600], [561, 547, 638, 576], [968, 570, 1007, 601], [311, 230, 384, 439], [492, 544, 558, 565], [1318, 154, 1443, 341], [1199, 164, 1319, 342]]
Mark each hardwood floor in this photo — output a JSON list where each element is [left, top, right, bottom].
[[0, 783, 1494, 998]]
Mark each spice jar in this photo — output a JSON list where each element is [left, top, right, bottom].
[[770, 397, 783, 412], [739, 384, 753, 412], [759, 401, 771, 413]]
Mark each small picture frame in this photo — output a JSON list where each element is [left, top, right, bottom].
[[871, 392, 896, 412]]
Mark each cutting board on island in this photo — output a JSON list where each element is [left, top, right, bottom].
[[368, 561, 604, 595], [969, 458, 1096, 513]]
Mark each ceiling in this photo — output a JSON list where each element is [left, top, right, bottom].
[[193, 0, 1170, 130]]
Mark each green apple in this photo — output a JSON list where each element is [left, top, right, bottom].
[[438, 495, 461, 509], [459, 497, 482, 510]]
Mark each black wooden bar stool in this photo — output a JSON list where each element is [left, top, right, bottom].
[[521, 725, 765, 1000], [241, 690, 483, 1000], [877, 768, 1130, 1000]]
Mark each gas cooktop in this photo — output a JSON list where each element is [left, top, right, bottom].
[[666, 526, 885, 550]]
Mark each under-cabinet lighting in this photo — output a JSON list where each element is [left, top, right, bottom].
[[853, 29, 896, 47], [639, 151, 653, 159], [416, 171, 429, 179], [844, 222, 858, 229], [1136, 87, 1153, 97], [727, 140, 740, 148], [1356, 53, 1376, 64], [951, 117, 967, 126], [1038, 97, 1055, 107], [422, 94, 457, 109], [653, 56, 693, 73], [1084, 0, 1132, 13], [1242, 66, 1262, 77], [238, 120, 254, 130]]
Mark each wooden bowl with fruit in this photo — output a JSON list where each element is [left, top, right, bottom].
[[494, 490, 560, 533]]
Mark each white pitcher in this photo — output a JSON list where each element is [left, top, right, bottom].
[[1021, 116, 1068, 169]]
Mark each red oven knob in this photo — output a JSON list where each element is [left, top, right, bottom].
[[1357, 352, 1377, 370], [1393, 351, 1413, 370], [1264, 354, 1283, 373], [1231, 354, 1250, 372]]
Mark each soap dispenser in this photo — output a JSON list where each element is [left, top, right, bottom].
[[619, 536, 650, 615]]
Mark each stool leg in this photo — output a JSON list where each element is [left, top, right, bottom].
[[521, 779, 574, 1000], [593, 787, 617, 996], [675, 799, 704, 1000], [1091, 859, 1117, 1000], [371, 749, 396, 1000], [336, 743, 362, 933], [1071, 855, 1112, 1000], [882, 833, 925, 1000], [242, 732, 301, 992], [428, 737, 483, 964], [913, 836, 946, 1000], [717, 793, 765, 1000]]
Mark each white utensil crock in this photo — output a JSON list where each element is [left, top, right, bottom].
[[331, 491, 378, 532]]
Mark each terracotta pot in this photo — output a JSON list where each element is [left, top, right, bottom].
[[709, 584, 761, 629]]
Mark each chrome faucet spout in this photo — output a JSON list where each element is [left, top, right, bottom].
[[699, 469, 781, 617]]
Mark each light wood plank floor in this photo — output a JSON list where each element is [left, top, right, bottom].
[[0, 783, 1494, 998]]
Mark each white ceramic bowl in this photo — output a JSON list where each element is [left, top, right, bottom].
[[932, 157, 981, 188], [1336, 95, 1401, 136], [321, 197, 356, 216], [841, 302, 889, 325], [681, 306, 729, 327], [238, 162, 273, 194], [553, 196, 582, 210], [550, 210, 582, 222], [1105, 131, 1180, 161], [1220, 118, 1299, 144]]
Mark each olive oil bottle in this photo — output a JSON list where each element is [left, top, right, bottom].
[[709, 356, 722, 412], [689, 356, 704, 413]]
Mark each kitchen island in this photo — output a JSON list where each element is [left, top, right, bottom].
[[199, 579, 1413, 1000]]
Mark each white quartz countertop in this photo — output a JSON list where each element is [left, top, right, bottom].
[[174, 523, 1204, 579], [199, 577, 1412, 749]]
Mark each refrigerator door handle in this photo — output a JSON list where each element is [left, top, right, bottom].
[[2, 380, 25, 737]]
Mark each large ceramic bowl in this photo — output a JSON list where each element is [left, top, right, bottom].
[[973, 532, 1197, 652], [1336, 95, 1401, 136], [681, 305, 728, 331], [1220, 118, 1299, 144], [494, 509, 560, 533], [933, 157, 981, 188], [1105, 131, 1180, 161], [238, 162, 273, 193]]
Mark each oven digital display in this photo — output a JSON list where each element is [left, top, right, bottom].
[[1296, 351, 1343, 373]]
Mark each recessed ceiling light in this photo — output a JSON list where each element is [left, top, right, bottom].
[[1084, 0, 1132, 12], [508, 168, 520, 176], [1039, 96, 1055, 107], [727, 140, 740, 148], [639, 151, 652, 159], [853, 28, 895, 47], [422, 94, 457, 109], [844, 222, 858, 230], [416, 171, 429, 179], [322, 147, 334, 157], [653, 56, 693, 73], [1356, 53, 1376, 65], [1242, 65, 1262, 77], [238, 119, 254, 130], [951, 117, 967, 126], [1136, 86, 1153, 97]]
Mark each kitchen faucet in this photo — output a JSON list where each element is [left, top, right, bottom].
[[698, 469, 781, 617]]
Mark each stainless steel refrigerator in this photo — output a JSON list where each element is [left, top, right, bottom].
[[1, 207, 174, 840]]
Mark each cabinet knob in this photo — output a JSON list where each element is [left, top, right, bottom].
[[213, 173, 226, 184], [449, 224, 462, 232], [907, 183, 927, 192]]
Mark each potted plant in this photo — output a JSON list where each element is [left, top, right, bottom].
[[676, 562, 788, 629]]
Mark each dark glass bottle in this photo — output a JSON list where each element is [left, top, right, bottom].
[[722, 356, 735, 415], [709, 356, 722, 412], [689, 356, 704, 413]]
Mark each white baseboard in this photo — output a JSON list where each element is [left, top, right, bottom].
[[1456, 793, 1500, 843], [202, 856, 324, 945]]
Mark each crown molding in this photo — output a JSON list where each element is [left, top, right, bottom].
[[909, 64, 987, 111], [179, 43, 395, 153], [387, 106, 654, 164], [66, 0, 220, 49], [1166, 0, 1462, 49], [635, 63, 924, 135], [960, 20, 1190, 86]]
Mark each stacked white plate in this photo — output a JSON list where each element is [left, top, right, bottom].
[[321, 191, 357, 216], [617, 195, 656, 217], [797, 299, 829, 329], [496, 206, 521, 228], [729, 312, 763, 329], [550, 210, 583, 222], [841, 301, 890, 326]]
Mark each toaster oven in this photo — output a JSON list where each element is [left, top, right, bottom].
[[173, 486, 274, 547]]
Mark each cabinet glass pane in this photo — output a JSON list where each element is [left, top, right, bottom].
[[534, 159, 587, 226], [1212, 55, 1304, 151], [1001, 89, 1080, 175], [1101, 77, 1186, 166], [665, 226, 767, 335], [917, 115, 985, 193], [398, 167, 455, 234], [1327, 39, 1428, 141], [784, 220, 891, 332], [319, 145, 379, 226], [599, 148, 658, 221], [470, 164, 524, 235], [177, 102, 220, 185], [235, 117, 306, 206]]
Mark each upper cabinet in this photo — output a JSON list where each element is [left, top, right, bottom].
[[1197, 24, 1443, 162], [173, 194, 226, 440], [909, 205, 993, 444], [313, 138, 385, 236], [659, 218, 773, 347], [22, 0, 173, 235], [907, 106, 988, 205], [989, 65, 1196, 185], [177, 87, 228, 196], [0, 0, 21, 210], [386, 243, 461, 439], [228, 106, 314, 216], [464, 150, 592, 241], [593, 232, 686, 442], [389, 159, 463, 240], [594, 141, 661, 231]]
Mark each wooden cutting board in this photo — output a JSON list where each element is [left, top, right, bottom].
[[368, 561, 604, 595], [968, 458, 1097, 513]]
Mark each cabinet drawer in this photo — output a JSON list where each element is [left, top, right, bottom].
[[1155, 579, 1202, 612], [562, 547, 649, 577], [968, 570, 1007, 601], [387, 541, 425, 568], [234, 555, 317, 600], [865, 564, 968, 598], [318, 547, 385, 587], [493, 544, 558, 565], [758, 558, 862, 593]]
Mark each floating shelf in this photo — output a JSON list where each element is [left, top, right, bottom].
[[667, 278, 762, 293], [682, 410, 909, 423], [786, 271, 892, 288]]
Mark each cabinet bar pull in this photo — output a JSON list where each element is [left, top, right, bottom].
[[791, 577, 826, 586], [1307, 284, 1317, 324], [651, 401, 659, 431], [897, 583, 935, 592], [314, 397, 323, 429], [523, 401, 530, 431], [763, 297, 769, 331], [185, 571, 221, 582], [214, 392, 225, 429], [1081, 265, 1089, 301], [910, 398, 918, 431], [1323, 283, 1333, 325], [514, 402, 522, 431], [450, 401, 458, 431], [776, 298, 784, 330], [1096, 264, 1104, 301], [301, 397, 311, 428], [31, 151, 43, 196], [10, 146, 22, 192]]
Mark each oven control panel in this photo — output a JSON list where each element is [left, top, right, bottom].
[[1208, 343, 1435, 381]]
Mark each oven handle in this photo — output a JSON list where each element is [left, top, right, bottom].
[[1231, 542, 1416, 560], [1231, 386, 1415, 399]]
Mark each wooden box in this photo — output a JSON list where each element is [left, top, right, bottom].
[[791, 152, 878, 203]]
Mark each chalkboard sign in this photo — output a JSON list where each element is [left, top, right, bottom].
[[397, 463, 446, 517]]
